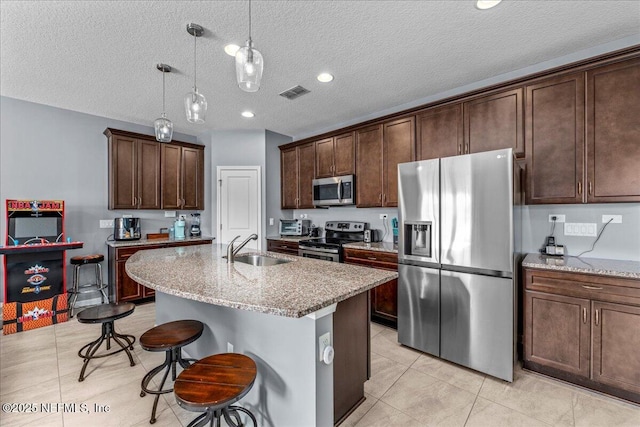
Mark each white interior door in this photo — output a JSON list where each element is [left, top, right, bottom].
[[217, 166, 261, 250]]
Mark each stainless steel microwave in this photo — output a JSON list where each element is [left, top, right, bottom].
[[313, 175, 355, 206]]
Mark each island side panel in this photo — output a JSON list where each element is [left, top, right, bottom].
[[155, 291, 334, 427]]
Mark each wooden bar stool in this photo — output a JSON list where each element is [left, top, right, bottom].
[[69, 254, 109, 317], [76, 302, 136, 381], [174, 353, 258, 427], [139, 320, 204, 424]]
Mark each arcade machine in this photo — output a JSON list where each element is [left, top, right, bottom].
[[0, 200, 83, 334]]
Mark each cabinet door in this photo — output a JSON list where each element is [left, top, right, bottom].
[[137, 140, 162, 209], [416, 104, 463, 160], [525, 73, 585, 204], [109, 135, 137, 209], [181, 146, 204, 210], [334, 132, 355, 176], [161, 144, 182, 210], [116, 259, 143, 302], [142, 286, 155, 298], [464, 88, 524, 156], [586, 58, 640, 203], [591, 301, 640, 394], [371, 278, 398, 324], [383, 116, 415, 207], [356, 125, 384, 207], [281, 147, 299, 209], [315, 137, 334, 178], [297, 142, 316, 208], [525, 290, 590, 378]]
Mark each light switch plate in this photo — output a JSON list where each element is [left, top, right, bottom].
[[319, 332, 331, 361], [564, 223, 597, 237], [548, 214, 566, 223], [165, 211, 176, 218]]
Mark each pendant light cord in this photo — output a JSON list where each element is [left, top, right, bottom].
[[249, 0, 252, 39], [162, 68, 166, 115], [193, 30, 197, 90]]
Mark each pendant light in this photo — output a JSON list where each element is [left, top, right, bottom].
[[154, 64, 173, 142], [185, 23, 207, 123], [235, 0, 263, 92]]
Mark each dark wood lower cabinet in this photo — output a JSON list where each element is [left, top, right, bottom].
[[109, 239, 212, 303], [266, 239, 300, 256], [524, 267, 640, 404]]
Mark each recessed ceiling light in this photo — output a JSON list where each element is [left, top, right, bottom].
[[317, 73, 334, 83], [224, 44, 240, 56], [476, 0, 502, 10], [241, 111, 255, 118]]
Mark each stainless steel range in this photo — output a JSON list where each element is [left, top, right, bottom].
[[298, 221, 367, 262]]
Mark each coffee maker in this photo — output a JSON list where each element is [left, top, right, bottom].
[[190, 213, 201, 237]]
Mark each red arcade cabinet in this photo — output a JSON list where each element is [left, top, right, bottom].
[[1, 200, 83, 334]]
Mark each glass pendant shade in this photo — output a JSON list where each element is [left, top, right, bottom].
[[185, 88, 207, 124], [154, 113, 173, 142], [235, 40, 263, 92]]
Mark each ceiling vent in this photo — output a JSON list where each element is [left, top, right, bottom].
[[279, 85, 310, 100]]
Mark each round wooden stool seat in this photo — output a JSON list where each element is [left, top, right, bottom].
[[139, 320, 204, 424], [70, 254, 105, 265], [76, 303, 136, 382], [175, 353, 258, 427]]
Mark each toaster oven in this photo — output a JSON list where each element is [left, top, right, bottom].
[[279, 219, 311, 236]]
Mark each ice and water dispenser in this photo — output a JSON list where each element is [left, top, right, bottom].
[[403, 221, 432, 258]]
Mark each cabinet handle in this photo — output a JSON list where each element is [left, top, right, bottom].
[[582, 285, 602, 290], [577, 181, 582, 195], [458, 144, 462, 155], [282, 245, 288, 249], [367, 257, 377, 261], [383, 194, 386, 202], [379, 193, 382, 202], [583, 307, 587, 324], [465, 144, 469, 153], [595, 309, 599, 326], [588, 181, 593, 196]]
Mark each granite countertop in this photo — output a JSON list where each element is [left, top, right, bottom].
[[342, 241, 398, 254], [522, 253, 640, 280], [106, 236, 214, 248], [125, 244, 397, 318], [266, 236, 312, 243]]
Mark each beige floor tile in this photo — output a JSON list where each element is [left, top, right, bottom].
[[0, 377, 62, 427], [466, 396, 550, 427], [1, 411, 64, 427], [364, 352, 409, 399], [0, 353, 61, 395], [370, 322, 386, 339], [381, 367, 476, 426], [370, 329, 421, 367], [479, 367, 575, 426], [573, 391, 640, 427], [354, 400, 422, 427], [340, 393, 379, 427], [0, 326, 57, 358], [411, 353, 486, 395]]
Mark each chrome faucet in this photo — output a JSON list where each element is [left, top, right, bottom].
[[226, 234, 258, 263]]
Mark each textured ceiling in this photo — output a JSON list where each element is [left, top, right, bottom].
[[1, 1, 639, 140]]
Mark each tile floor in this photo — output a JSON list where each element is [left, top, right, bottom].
[[1, 302, 639, 427]]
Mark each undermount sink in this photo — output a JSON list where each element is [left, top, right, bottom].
[[232, 254, 291, 266]]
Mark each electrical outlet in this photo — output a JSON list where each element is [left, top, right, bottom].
[[379, 214, 388, 220], [602, 215, 622, 224], [269, 218, 274, 226], [227, 342, 234, 353], [300, 214, 308, 219], [319, 332, 331, 361], [164, 211, 176, 218], [122, 214, 133, 218], [564, 223, 597, 237], [548, 214, 566, 223], [99, 219, 114, 228]]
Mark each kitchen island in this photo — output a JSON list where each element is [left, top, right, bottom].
[[125, 244, 397, 427]]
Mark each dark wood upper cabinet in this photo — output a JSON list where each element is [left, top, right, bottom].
[[383, 117, 415, 206], [586, 58, 640, 203], [106, 128, 204, 211], [525, 72, 585, 204], [416, 103, 463, 160], [315, 132, 355, 178], [355, 125, 384, 207], [464, 88, 524, 157], [280, 142, 315, 209], [106, 129, 161, 210]]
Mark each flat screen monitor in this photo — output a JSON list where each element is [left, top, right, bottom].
[[13, 217, 60, 239]]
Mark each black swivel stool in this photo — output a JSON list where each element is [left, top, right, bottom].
[[139, 320, 204, 424], [174, 353, 258, 427], [76, 302, 136, 381], [69, 254, 109, 317]]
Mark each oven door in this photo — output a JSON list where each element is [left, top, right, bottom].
[[298, 247, 340, 262]]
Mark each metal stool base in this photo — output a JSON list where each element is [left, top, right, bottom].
[[77, 321, 135, 381], [140, 348, 196, 424], [70, 262, 108, 318], [186, 405, 257, 427]]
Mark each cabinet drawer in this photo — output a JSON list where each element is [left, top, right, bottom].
[[343, 248, 398, 270], [267, 240, 299, 255], [116, 244, 163, 260]]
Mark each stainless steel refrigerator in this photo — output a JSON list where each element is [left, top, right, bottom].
[[397, 148, 520, 382]]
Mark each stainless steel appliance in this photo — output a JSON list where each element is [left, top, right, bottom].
[[190, 213, 201, 237], [279, 219, 311, 236], [397, 148, 521, 382], [363, 229, 381, 243], [298, 221, 367, 262], [312, 175, 355, 207], [114, 217, 141, 241]]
